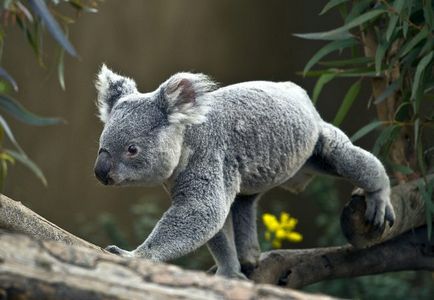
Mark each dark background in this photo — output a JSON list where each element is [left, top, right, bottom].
[[4, 0, 373, 249]]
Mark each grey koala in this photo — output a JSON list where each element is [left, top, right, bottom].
[[94, 65, 395, 279]]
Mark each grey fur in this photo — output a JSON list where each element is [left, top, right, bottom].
[[95, 66, 395, 278]]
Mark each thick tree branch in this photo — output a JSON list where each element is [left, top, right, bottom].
[[250, 226, 433, 288], [0, 230, 334, 300]]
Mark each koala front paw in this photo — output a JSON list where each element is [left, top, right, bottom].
[[364, 189, 395, 229], [105, 245, 134, 258]]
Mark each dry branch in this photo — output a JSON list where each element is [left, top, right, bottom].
[[250, 226, 434, 288], [0, 231, 335, 300]]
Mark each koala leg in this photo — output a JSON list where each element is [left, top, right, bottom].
[[207, 211, 247, 279], [313, 122, 395, 228], [231, 194, 261, 276]]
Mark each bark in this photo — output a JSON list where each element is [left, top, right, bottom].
[[0, 230, 335, 300], [0, 194, 105, 252], [250, 226, 434, 288]]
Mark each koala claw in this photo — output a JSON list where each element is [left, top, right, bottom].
[[364, 189, 395, 229], [105, 245, 134, 257]]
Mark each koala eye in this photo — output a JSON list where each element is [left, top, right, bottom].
[[127, 144, 139, 156]]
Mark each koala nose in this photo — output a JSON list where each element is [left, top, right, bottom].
[[94, 150, 113, 185]]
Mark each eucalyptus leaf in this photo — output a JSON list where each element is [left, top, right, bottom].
[[386, 0, 406, 41], [399, 27, 429, 58], [319, 57, 373, 67], [295, 9, 385, 41], [303, 39, 358, 75], [390, 164, 414, 175], [0, 95, 63, 126], [372, 125, 401, 156], [320, 0, 349, 15], [5, 149, 47, 186], [312, 73, 336, 104], [0, 115, 24, 153], [28, 0, 78, 57], [350, 120, 384, 142], [333, 80, 361, 126], [0, 68, 18, 91], [375, 40, 389, 75], [58, 47, 65, 90], [411, 51, 433, 105], [375, 79, 400, 104]]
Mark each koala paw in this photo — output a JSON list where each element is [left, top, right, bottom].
[[364, 189, 395, 229], [105, 245, 134, 258]]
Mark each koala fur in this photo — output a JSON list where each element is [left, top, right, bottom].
[[94, 65, 395, 279]]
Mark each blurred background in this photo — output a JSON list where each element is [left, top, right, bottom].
[[2, 1, 433, 299]]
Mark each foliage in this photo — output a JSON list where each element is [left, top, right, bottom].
[[262, 212, 302, 249], [0, 0, 99, 188], [295, 0, 434, 235]]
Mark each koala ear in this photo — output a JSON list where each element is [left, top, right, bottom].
[[162, 72, 218, 125], [95, 64, 137, 123]]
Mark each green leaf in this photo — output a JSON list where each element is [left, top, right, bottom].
[[0, 67, 18, 91], [0, 95, 64, 126], [386, 0, 406, 41], [390, 164, 414, 175], [318, 57, 373, 67], [424, 0, 434, 28], [333, 80, 361, 126], [28, 0, 78, 57], [375, 79, 400, 104], [303, 67, 377, 78], [312, 73, 336, 104], [372, 124, 401, 156], [5, 149, 47, 186], [350, 120, 384, 142], [411, 50, 433, 105], [294, 9, 386, 41], [0, 114, 24, 153], [58, 47, 65, 90], [320, 0, 349, 15], [399, 27, 429, 58], [417, 180, 433, 238], [375, 40, 389, 75], [303, 39, 358, 75], [345, 0, 373, 23]]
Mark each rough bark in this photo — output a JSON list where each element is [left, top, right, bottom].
[[0, 194, 106, 253], [250, 226, 433, 288], [340, 175, 432, 248], [0, 231, 335, 300]]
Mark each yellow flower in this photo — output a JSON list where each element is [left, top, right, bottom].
[[287, 232, 303, 243], [262, 213, 280, 232], [262, 211, 303, 249]]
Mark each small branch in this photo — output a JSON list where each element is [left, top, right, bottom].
[[250, 226, 434, 288], [340, 175, 432, 248]]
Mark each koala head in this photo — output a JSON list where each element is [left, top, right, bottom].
[[94, 65, 217, 186]]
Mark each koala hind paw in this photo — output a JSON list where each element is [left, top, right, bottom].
[[364, 189, 395, 229]]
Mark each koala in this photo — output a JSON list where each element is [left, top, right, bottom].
[[94, 65, 395, 279]]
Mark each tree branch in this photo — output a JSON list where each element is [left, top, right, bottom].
[[250, 226, 433, 288], [0, 230, 335, 300]]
